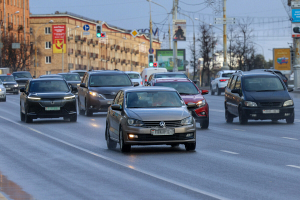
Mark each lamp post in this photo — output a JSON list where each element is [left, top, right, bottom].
[[34, 20, 53, 77], [62, 26, 79, 72], [131, 42, 145, 71], [114, 37, 127, 69]]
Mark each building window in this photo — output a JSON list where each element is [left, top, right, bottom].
[[46, 71, 51, 75], [45, 56, 51, 64], [45, 27, 51, 34], [45, 42, 51, 49]]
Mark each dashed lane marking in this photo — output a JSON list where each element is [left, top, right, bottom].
[[220, 150, 239, 155], [287, 165, 300, 170], [282, 137, 298, 141]]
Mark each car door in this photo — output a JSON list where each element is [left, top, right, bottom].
[[109, 91, 122, 140], [232, 76, 242, 116], [226, 75, 237, 114]]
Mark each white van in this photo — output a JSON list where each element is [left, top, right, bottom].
[[141, 68, 168, 85]]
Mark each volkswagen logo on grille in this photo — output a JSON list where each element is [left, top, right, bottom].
[[51, 101, 55, 105], [160, 121, 166, 128]]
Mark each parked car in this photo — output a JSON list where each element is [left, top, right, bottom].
[[225, 71, 294, 124], [20, 78, 77, 123], [251, 69, 288, 87], [78, 70, 138, 116], [211, 70, 236, 95], [106, 87, 197, 152], [0, 74, 19, 94], [70, 70, 87, 80], [12, 71, 33, 88], [151, 78, 209, 129], [141, 68, 167, 85], [58, 73, 81, 93], [39, 74, 64, 79], [0, 79, 6, 102], [124, 71, 143, 86], [146, 72, 188, 86]]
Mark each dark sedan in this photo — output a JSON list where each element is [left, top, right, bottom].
[[0, 74, 19, 94], [12, 71, 33, 88], [58, 73, 81, 93], [20, 78, 77, 123]]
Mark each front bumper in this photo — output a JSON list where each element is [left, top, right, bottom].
[[0, 91, 6, 99], [88, 96, 113, 112], [5, 86, 18, 93], [242, 106, 294, 120]]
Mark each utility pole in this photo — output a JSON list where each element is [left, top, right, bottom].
[[24, 0, 26, 71], [149, 0, 153, 60], [173, 0, 178, 72], [222, 0, 229, 70]]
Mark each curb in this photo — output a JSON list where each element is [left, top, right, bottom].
[[0, 193, 8, 200]]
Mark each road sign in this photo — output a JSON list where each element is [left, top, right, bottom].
[[83, 32, 90, 36], [83, 24, 90, 31], [12, 43, 20, 49], [184, 60, 189, 66], [292, 1, 300, 8], [292, 9, 300, 23], [149, 48, 154, 54], [130, 30, 139, 38]]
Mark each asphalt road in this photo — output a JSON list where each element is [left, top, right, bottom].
[[0, 92, 300, 200]]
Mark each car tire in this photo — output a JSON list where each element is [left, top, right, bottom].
[[286, 112, 294, 124], [106, 123, 117, 150], [119, 127, 131, 152], [217, 85, 221, 95], [24, 109, 33, 123], [200, 119, 209, 129], [210, 85, 215, 95], [85, 100, 93, 117], [225, 109, 234, 123], [70, 114, 77, 122], [20, 107, 25, 122], [185, 142, 196, 151], [238, 108, 248, 125]]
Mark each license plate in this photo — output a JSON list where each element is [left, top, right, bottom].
[[6, 88, 11, 90], [263, 109, 279, 114], [151, 128, 175, 136], [45, 107, 60, 111]]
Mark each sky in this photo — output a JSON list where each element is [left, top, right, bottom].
[[30, 0, 292, 62]]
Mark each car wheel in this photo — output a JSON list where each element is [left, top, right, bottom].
[[200, 119, 209, 129], [238, 108, 248, 125], [24, 109, 33, 123], [217, 85, 221, 95], [185, 142, 196, 151], [225, 109, 234, 123], [70, 114, 77, 122], [3, 97, 6, 102], [20, 106, 25, 122], [106, 123, 117, 150], [211, 85, 215, 95], [119, 127, 131, 152], [286, 112, 294, 124], [85, 100, 93, 116]]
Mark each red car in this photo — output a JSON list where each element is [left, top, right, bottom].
[[151, 78, 209, 129]]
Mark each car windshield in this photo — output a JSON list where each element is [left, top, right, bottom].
[[13, 73, 32, 78], [90, 74, 132, 87], [155, 74, 187, 78], [127, 73, 140, 79], [126, 91, 183, 108], [244, 77, 285, 92], [222, 73, 233, 77], [154, 82, 199, 95], [76, 72, 86, 77], [30, 80, 69, 93], [0, 76, 15, 82], [60, 74, 81, 81]]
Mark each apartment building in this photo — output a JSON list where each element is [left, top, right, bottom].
[[30, 12, 161, 77]]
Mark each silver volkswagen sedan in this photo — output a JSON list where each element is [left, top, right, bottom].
[[105, 87, 197, 152]]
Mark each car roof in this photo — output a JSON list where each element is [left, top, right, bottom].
[[124, 71, 140, 74], [12, 71, 31, 74], [88, 70, 126, 75], [233, 71, 279, 77], [0, 74, 13, 76], [58, 73, 79, 75], [31, 78, 66, 82], [154, 78, 191, 83], [123, 86, 177, 92], [219, 70, 236, 73], [70, 70, 87, 72], [153, 72, 185, 75]]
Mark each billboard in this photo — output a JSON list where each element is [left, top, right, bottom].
[[292, 9, 300, 23], [53, 25, 66, 54], [156, 49, 186, 71], [273, 48, 291, 72], [173, 20, 186, 41]]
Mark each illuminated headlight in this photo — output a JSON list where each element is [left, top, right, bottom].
[[64, 95, 76, 100], [28, 96, 41, 101], [89, 91, 105, 99], [0, 88, 2, 92], [127, 118, 144, 127], [196, 100, 206, 107], [283, 100, 294, 107], [181, 116, 193, 125], [14, 84, 18, 87], [77, 84, 80, 86], [244, 101, 257, 107]]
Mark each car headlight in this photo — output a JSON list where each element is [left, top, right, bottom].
[[64, 95, 76, 100], [244, 101, 257, 107], [283, 100, 293, 107], [14, 84, 18, 87], [89, 91, 105, 99], [127, 118, 144, 127], [0, 88, 2, 92], [181, 116, 193, 125], [77, 84, 80, 86], [28, 96, 41, 101], [196, 100, 206, 107]]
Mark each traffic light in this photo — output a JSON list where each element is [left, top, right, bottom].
[[153, 62, 158, 67], [148, 54, 154, 67], [96, 24, 102, 38]]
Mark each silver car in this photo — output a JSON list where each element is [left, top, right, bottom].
[[125, 71, 143, 86], [0, 79, 6, 102], [105, 87, 197, 152]]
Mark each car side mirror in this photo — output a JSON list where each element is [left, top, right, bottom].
[[111, 104, 122, 111], [187, 102, 197, 108], [80, 83, 86, 88], [288, 87, 293, 92], [193, 80, 198, 84], [202, 90, 209, 95], [72, 87, 78, 93], [20, 88, 25, 93], [33, 76, 36, 79], [133, 82, 139, 87]]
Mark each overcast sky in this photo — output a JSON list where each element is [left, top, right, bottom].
[[30, 0, 292, 61]]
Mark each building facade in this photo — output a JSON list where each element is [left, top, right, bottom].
[[30, 12, 161, 77]]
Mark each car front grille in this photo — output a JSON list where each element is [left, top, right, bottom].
[[129, 133, 193, 141], [102, 94, 115, 99], [142, 120, 182, 128], [259, 102, 281, 107]]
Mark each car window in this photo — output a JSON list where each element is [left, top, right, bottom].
[[29, 80, 69, 93], [117, 92, 124, 108], [13, 73, 32, 78], [222, 73, 233, 78], [127, 73, 140, 79], [148, 75, 153, 81], [229, 76, 237, 90], [227, 77, 233, 87], [60, 74, 81, 81], [25, 81, 30, 92], [89, 74, 131, 87], [234, 76, 241, 90], [113, 91, 121, 105], [126, 91, 182, 108], [84, 74, 89, 86], [77, 72, 86, 77], [243, 76, 285, 92], [0, 76, 15, 82], [154, 82, 199, 95]]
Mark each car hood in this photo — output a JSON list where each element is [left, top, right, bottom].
[[245, 90, 291, 102], [180, 93, 204, 104], [125, 107, 189, 121], [3, 82, 17, 85], [30, 92, 72, 99], [89, 86, 133, 95]]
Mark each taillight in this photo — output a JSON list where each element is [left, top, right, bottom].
[[284, 80, 287, 82], [219, 79, 227, 82]]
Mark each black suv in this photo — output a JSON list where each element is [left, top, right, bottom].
[[20, 78, 77, 123], [12, 71, 33, 88], [0, 74, 19, 94], [225, 71, 294, 124], [78, 70, 138, 116]]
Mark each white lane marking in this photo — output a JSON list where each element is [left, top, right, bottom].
[[282, 137, 298, 141], [210, 109, 224, 113], [220, 150, 239, 155], [233, 129, 246, 132], [0, 116, 227, 200], [287, 165, 300, 169]]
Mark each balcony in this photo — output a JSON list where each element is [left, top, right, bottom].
[[68, 49, 74, 55], [106, 56, 110, 61], [75, 35, 81, 42], [81, 37, 87, 44], [68, 35, 73, 41], [8, 23, 13, 31], [18, 25, 23, 31]]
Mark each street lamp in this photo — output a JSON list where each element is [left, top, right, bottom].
[[62, 25, 80, 72], [35, 20, 54, 77], [131, 42, 145, 71]]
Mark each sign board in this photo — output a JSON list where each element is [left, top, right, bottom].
[[12, 43, 20, 49], [173, 20, 186, 41], [273, 48, 291, 73], [292, 1, 300, 8], [83, 32, 90, 36], [52, 25, 66, 54], [214, 18, 236, 24], [149, 48, 154, 54], [130, 30, 139, 38], [292, 9, 300, 22], [83, 24, 90, 31], [292, 23, 300, 37], [156, 49, 186, 71]]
